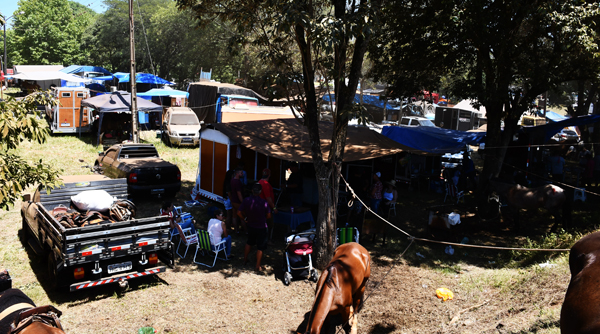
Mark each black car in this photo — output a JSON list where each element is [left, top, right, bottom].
[[95, 143, 181, 197]]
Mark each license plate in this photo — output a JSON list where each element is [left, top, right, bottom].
[[151, 188, 165, 194], [181, 138, 192, 143], [108, 261, 132, 274]]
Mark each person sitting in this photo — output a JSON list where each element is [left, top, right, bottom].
[[207, 208, 232, 258], [161, 201, 195, 232], [381, 180, 398, 218]]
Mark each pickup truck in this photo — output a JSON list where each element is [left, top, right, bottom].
[[95, 143, 181, 197], [21, 175, 174, 292]]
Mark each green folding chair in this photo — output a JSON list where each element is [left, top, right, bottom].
[[336, 227, 359, 246], [194, 230, 228, 268]]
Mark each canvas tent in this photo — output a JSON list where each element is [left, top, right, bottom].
[[193, 118, 409, 202], [60, 65, 112, 76], [79, 91, 163, 143]]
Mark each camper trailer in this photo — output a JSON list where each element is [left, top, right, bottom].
[[46, 87, 92, 134]]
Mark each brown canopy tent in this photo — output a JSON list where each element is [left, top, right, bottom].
[[193, 118, 416, 203]]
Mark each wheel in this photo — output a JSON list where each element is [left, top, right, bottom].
[[283, 272, 292, 286], [310, 269, 319, 282]]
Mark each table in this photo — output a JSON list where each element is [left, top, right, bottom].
[[273, 210, 315, 233]]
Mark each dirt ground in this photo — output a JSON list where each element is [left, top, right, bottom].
[[2, 178, 584, 334]]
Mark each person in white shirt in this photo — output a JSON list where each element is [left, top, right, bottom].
[[207, 209, 232, 257]]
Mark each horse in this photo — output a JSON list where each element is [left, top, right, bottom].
[[488, 180, 566, 232], [561, 231, 600, 333], [0, 288, 65, 334], [301, 242, 371, 334]]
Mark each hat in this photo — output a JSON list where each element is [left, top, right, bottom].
[[262, 168, 271, 177], [252, 183, 263, 193], [374, 172, 381, 178], [386, 180, 396, 188]]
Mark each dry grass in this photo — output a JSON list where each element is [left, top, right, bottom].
[[2, 130, 594, 333]]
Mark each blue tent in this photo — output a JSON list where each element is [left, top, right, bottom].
[[545, 111, 569, 122], [137, 88, 188, 98], [60, 65, 112, 75], [322, 93, 401, 110], [381, 126, 486, 155], [116, 72, 175, 85]]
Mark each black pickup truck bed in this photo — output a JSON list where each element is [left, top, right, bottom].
[[21, 176, 174, 292]]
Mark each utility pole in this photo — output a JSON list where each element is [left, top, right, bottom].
[[129, 0, 139, 143]]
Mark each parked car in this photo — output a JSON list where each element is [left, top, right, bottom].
[[399, 116, 435, 127], [95, 143, 181, 197], [162, 107, 201, 147], [551, 128, 580, 144]]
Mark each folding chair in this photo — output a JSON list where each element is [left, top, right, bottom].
[[194, 230, 228, 268], [388, 203, 397, 217], [444, 182, 464, 204], [175, 224, 199, 259], [336, 227, 359, 246]]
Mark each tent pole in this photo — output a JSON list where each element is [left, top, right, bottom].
[[129, 0, 139, 143]]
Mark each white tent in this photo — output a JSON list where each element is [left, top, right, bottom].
[[9, 71, 91, 90], [454, 99, 487, 117], [13, 65, 64, 73]]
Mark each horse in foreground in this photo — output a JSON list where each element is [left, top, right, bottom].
[[0, 288, 65, 334], [489, 180, 566, 231], [301, 242, 371, 334], [561, 231, 600, 333]]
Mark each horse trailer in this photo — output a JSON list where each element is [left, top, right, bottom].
[[46, 87, 93, 134]]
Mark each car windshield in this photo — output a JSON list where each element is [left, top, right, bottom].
[[170, 114, 199, 125], [563, 130, 577, 135], [419, 119, 435, 127], [119, 146, 159, 159]]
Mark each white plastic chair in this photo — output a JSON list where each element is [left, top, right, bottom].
[[194, 230, 228, 268], [175, 224, 199, 259], [388, 203, 397, 217]]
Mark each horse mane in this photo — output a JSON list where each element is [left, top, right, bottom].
[[324, 263, 339, 290]]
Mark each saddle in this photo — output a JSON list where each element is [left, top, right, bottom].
[[9, 305, 63, 334], [51, 200, 137, 228]]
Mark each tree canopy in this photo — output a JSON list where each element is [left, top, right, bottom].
[[369, 0, 600, 181], [0, 94, 62, 209]]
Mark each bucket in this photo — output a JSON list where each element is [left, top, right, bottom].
[[156, 130, 162, 139]]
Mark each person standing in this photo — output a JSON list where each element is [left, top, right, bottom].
[[230, 168, 246, 234], [381, 180, 398, 218], [549, 150, 566, 183], [259, 168, 277, 238], [207, 209, 232, 258], [369, 171, 383, 214], [286, 162, 303, 208], [238, 183, 272, 272]]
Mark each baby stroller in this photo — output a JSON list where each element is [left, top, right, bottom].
[[283, 230, 319, 285]]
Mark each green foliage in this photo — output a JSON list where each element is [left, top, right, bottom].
[[9, 0, 95, 65], [0, 93, 62, 209]]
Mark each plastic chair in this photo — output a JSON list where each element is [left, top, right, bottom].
[[574, 188, 586, 202], [175, 224, 199, 259], [444, 182, 464, 204], [388, 203, 397, 217], [194, 230, 228, 267], [336, 227, 359, 246]]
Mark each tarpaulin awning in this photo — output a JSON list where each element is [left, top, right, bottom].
[[544, 110, 569, 122], [60, 65, 112, 75], [522, 114, 600, 142], [322, 93, 401, 110], [8, 71, 91, 83], [137, 88, 189, 98], [210, 118, 411, 162], [381, 125, 486, 155], [116, 72, 175, 85], [13, 65, 64, 73], [81, 91, 163, 113]]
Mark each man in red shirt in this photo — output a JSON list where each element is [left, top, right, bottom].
[[258, 168, 277, 238]]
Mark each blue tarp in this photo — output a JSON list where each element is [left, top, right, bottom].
[[544, 111, 569, 122], [322, 93, 401, 110], [116, 72, 175, 85], [92, 75, 115, 81], [137, 88, 188, 98], [522, 114, 600, 142], [381, 126, 486, 155], [60, 65, 112, 75]]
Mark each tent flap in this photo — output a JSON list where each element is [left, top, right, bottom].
[[381, 126, 486, 155], [81, 91, 163, 113]]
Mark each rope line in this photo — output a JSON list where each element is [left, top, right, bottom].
[[339, 175, 570, 252]]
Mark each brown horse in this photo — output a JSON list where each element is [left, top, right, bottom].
[[489, 180, 566, 231], [561, 231, 600, 333], [0, 288, 65, 334], [302, 242, 371, 334]]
